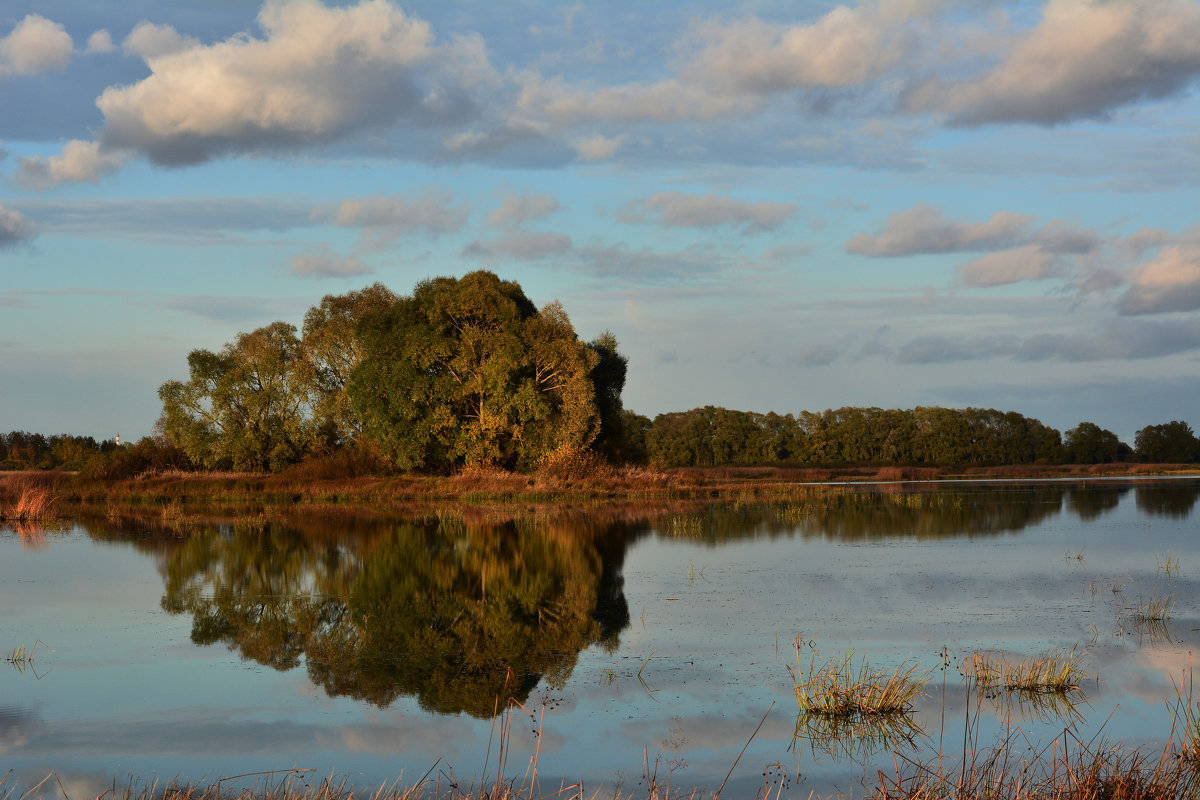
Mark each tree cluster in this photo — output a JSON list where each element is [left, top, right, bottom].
[[636, 407, 1197, 468], [157, 272, 627, 473]]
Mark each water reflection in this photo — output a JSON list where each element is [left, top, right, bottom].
[[73, 478, 1200, 728], [148, 515, 640, 718]]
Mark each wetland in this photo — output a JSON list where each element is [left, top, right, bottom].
[[3, 477, 1200, 798]]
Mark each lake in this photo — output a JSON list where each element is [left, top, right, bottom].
[[2, 478, 1199, 798]]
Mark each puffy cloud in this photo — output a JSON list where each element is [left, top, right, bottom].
[[904, 0, 1200, 125], [683, 5, 929, 95], [316, 190, 467, 250], [291, 248, 371, 278], [629, 191, 796, 234], [15, 140, 125, 190], [1118, 245, 1200, 315], [517, 3, 934, 126], [846, 204, 1033, 256], [487, 192, 560, 230], [0, 205, 36, 246], [464, 232, 573, 260], [96, 0, 450, 165], [957, 245, 1066, 288], [86, 30, 116, 55], [0, 14, 74, 77], [121, 22, 200, 59]]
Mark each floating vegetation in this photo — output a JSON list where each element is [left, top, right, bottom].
[[1157, 551, 1181, 579], [6, 640, 53, 677], [965, 645, 1087, 694], [789, 649, 930, 718], [1127, 595, 1175, 623], [665, 514, 704, 536]]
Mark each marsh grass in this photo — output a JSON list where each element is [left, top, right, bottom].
[[876, 734, 1200, 800], [789, 649, 931, 718], [966, 646, 1087, 694], [2, 485, 58, 522]]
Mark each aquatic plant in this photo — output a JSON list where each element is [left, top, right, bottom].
[[965, 645, 1087, 694], [789, 649, 930, 718], [1157, 551, 1181, 579], [1127, 595, 1176, 623]]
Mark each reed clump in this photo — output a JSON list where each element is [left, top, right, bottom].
[[966, 646, 1087, 694], [1, 484, 59, 522], [789, 649, 930, 718]]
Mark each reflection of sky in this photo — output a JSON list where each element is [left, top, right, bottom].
[[2, 482, 1200, 797]]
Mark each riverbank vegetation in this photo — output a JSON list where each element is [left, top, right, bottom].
[[3, 273, 1200, 486]]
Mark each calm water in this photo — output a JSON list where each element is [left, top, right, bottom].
[[2, 479, 1199, 798]]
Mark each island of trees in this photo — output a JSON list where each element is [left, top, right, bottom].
[[3, 271, 1199, 476]]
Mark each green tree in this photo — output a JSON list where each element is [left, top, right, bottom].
[[1135, 420, 1199, 463], [301, 283, 398, 450], [158, 321, 313, 471], [1064, 422, 1126, 464], [349, 271, 607, 472]]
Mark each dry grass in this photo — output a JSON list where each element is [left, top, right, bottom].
[[875, 737, 1199, 800], [789, 649, 931, 718], [1, 484, 59, 522], [966, 646, 1087, 694]]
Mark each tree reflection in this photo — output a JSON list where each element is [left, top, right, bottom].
[[1136, 483, 1199, 519], [158, 515, 636, 718]]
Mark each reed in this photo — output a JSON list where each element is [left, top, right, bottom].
[[789, 649, 930, 718], [2, 485, 58, 522], [966, 646, 1087, 693]]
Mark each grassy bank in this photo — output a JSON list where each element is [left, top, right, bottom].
[[3, 462, 1198, 519]]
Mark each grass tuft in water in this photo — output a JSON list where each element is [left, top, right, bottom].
[[966, 645, 1087, 694], [789, 648, 930, 718]]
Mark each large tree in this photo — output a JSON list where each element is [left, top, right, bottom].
[[348, 271, 609, 472], [158, 321, 313, 471], [302, 283, 398, 450]]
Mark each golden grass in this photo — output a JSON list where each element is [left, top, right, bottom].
[[1, 484, 59, 522], [789, 649, 931, 718], [966, 646, 1087, 694]]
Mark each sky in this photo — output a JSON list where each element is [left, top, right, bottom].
[[1, 0, 1199, 445]]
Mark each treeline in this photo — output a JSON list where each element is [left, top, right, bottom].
[[6, 412, 1200, 475], [6, 270, 1200, 476], [628, 407, 1198, 468]]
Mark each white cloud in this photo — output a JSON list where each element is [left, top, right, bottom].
[[905, 0, 1200, 125], [15, 140, 126, 190], [846, 204, 1033, 256], [1118, 245, 1200, 315], [291, 247, 371, 278], [86, 29, 116, 55], [630, 191, 796, 234], [957, 245, 1066, 288], [121, 22, 200, 59], [0, 205, 36, 246], [684, 5, 929, 95], [571, 133, 624, 162], [97, 0, 449, 165], [0, 14, 74, 77], [315, 190, 468, 251], [487, 192, 560, 230]]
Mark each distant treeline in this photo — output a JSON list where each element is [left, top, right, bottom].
[[626, 407, 1198, 468], [4, 409, 1199, 474]]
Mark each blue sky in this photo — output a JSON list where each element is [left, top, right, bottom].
[[2, 0, 1199, 444]]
